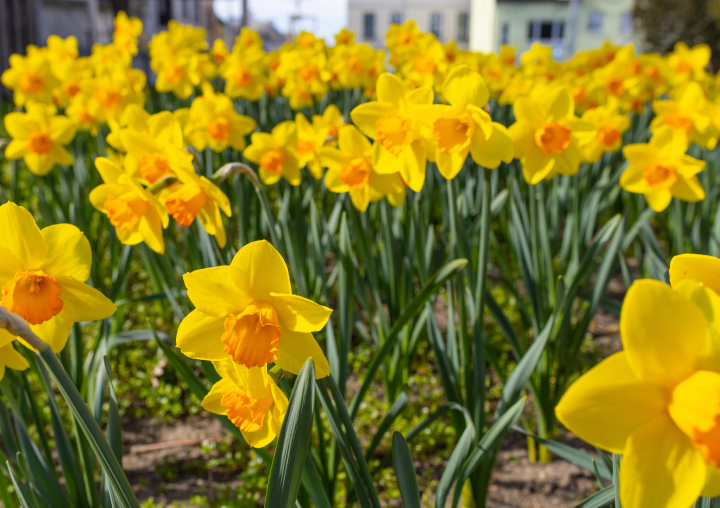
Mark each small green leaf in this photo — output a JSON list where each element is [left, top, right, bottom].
[[392, 432, 421, 508]]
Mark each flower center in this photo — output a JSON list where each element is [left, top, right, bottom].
[[327, 124, 339, 139], [299, 65, 318, 84], [163, 64, 184, 84], [104, 191, 149, 231], [664, 114, 694, 133], [139, 153, 173, 184], [414, 56, 436, 75], [259, 149, 285, 175], [18, 72, 44, 93], [348, 56, 364, 74], [398, 31, 416, 46], [207, 117, 231, 141], [340, 157, 371, 190], [535, 122, 571, 155], [1, 270, 63, 325], [605, 77, 624, 96], [221, 301, 281, 368], [164, 182, 208, 227], [676, 61, 694, 74], [643, 162, 677, 190], [234, 67, 253, 87], [669, 371, 720, 467], [376, 113, 416, 155], [221, 386, 274, 432], [433, 114, 475, 154], [296, 139, 316, 157], [596, 126, 620, 147], [95, 87, 120, 109], [64, 81, 81, 98], [27, 132, 52, 154]]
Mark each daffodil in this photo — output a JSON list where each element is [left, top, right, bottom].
[[556, 278, 720, 508], [650, 82, 715, 150], [176, 240, 331, 378], [222, 50, 267, 101], [579, 105, 631, 163], [667, 42, 710, 84], [3, 103, 76, 176], [320, 125, 405, 212], [0, 202, 116, 352], [0, 338, 29, 381], [0, 50, 58, 106], [183, 88, 257, 153], [508, 86, 594, 184], [89, 157, 168, 254], [162, 163, 232, 248], [669, 254, 720, 294], [416, 65, 513, 180], [244, 121, 302, 186], [620, 127, 705, 212], [351, 73, 433, 192], [202, 360, 288, 447]]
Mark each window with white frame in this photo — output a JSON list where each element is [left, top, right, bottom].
[[588, 11, 604, 34], [430, 12, 443, 39], [390, 12, 403, 25], [501, 22, 510, 44], [527, 20, 564, 42], [363, 12, 376, 40]]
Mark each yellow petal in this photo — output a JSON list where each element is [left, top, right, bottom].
[[0, 202, 48, 270], [620, 415, 705, 508], [26, 314, 73, 353], [0, 344, 29, 372], [40, 224, 92, 282], [55, 276, 116, 322], [670, 254, 720, 293], [442, 65, 489, 109], [4, 140, 27, 159], [276, 329, 331, 379], [176, 309, 228, 361], [183, 266, 252, 318], [339, 125, 371, 157], [350, 102, 395, 140], [620, 279, 707, 386], [546, 87, 573, 120], [555, 352, 667, 454], [701, 465, 720, 497], [376, 73, 407, 106], [242, 409, 276, 448], [671, 176, 705, 203], [645, 189, 672, 212], [230, 240, 291, 300], [201, 378, 236, 415], [470, 123, 513, 169], [270, 293, 332, 332], [350, 187, 371, 212]]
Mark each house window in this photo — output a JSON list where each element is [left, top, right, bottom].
[[528, 20, 564, 42], [390, 12, 403, 25], [620, 12, 633, 35], [457, 12, 469, 42], [430, 12, 443, 39], [588, 11, 604, 34], [501, 23, 510, 44], [159, 0, 172, 25], [363, 12, 376, 40]]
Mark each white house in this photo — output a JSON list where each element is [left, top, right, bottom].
[[348, 0, 639, 58]]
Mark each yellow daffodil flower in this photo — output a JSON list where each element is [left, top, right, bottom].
[[620, 127, 705, 212], [320, 125, 406, 212], [176, 240, 332, 378], [556, 278, 720, 508], [313, 105, 345, 146], [3, 103, 76, 176], [579, 105, 631, 163], [668, 42, 711, 84], [334, 28, 355, 46], [210, 39, 229, 65], [1, 50, 58, 106], [651, 82, 716, 150], [0, 337, 29, 381], [0, 202, 116, 352], [416, 65, 513, 180], [244, 121, 302, 186], [183, 88, 257, 153], [351, 73, 433, 192], [162, 162, 232, 248], [202, 360, 288, 447], [89, 157, 168, 254], [222, 50, 268, 101], [508, 86, 594, 184]]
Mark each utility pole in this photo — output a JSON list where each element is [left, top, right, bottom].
[[241, 0, 248, 27]]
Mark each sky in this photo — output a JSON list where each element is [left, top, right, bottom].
[[213, 0, 347, 42]]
